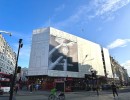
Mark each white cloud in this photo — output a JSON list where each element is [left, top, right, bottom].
[[104, 15, 115, 22], [95, 0, 130, 16], [107, 39, 130, 49], [53, 0, 130, 28], [43, 4, 66, 27], [54, 5, 90, 28], [54, 4, 65, 12], [11, 31, 32, 41], [121, 60, 130, 76], [122, 60, 130, 66]]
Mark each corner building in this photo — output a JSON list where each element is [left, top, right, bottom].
[[28, 27, 113, 91], [0, 34, 16, 74]]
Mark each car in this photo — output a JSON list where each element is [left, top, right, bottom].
[[0, 89, 4, 95]]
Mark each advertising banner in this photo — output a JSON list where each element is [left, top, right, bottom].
[[49, 35, 78, 72]]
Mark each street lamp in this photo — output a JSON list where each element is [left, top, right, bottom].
[[82, 55, 94, 65], [0, 30, 12, 36], [82, 55, 88, 64], [9, 39, 23, 100]]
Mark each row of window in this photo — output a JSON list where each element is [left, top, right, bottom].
[[0, 36, 6, 46], [0, 68, 12, 74], [0, 49, 15, 60], [0, 54, 14, 66], [0, 37, 12, 52], [0, 62, 13, 71]]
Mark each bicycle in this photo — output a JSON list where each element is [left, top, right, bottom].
[[48, 91, 65, 100]]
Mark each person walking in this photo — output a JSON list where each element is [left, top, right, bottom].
[[96, 85, 99, 96], [35, 84, 39, 91], [111, 82, 118, 98], [30, 84, 33, 93], [15, 84, 18, 94]]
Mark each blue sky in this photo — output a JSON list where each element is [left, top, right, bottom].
[[0, 0, 130, 75]]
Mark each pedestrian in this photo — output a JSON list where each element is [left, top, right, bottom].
[[20, 84, 23, 90], [15, 85, 18, 93], [96, 85, 99, 96], [111, 82, 118, 98], [30, 84, 33, 93], [35, 84, 39, 91], [26, 82, 29, 91], [15, 84, 18, 94], [33, 84, 36, 91]]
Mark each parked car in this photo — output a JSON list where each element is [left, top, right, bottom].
[[0, 89, 3, 95]]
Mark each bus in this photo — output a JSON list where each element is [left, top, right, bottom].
[[0, 72, 12, 92]]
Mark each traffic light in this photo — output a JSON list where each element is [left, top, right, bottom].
[[17, 66, 21, 73]]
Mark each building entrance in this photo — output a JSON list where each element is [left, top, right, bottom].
[[56, 82, 65, 92]]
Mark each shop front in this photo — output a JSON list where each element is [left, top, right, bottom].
[[27, 75, 106, 92]]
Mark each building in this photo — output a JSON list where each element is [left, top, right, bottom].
[[0, 34, 16, 74], [122, 67, 129, 85], [16, 67, 28, 85], [28, 27, 113, 91], [110, 57, 129, 86], [21, 67, 28, 82]]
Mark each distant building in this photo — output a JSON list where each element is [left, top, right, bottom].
[[16, 67, 28, 83], [122, 67, 129, 85], [110, 57, 129, 85], [0, 34, 16, 74], [21, 67, 28, 82]]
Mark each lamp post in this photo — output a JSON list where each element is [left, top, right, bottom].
[[0, 30, 12, 36], [9, 39, 23, 100], [82, 55, 88, 64]]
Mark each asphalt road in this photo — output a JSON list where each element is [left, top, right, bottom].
[[0, 86, 130, 100], [1, 92, 130, 100]]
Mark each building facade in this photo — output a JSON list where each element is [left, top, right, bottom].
[[110, 57, 129, 86], [28, 27, 113, 91], [0, 34, 16, 74]]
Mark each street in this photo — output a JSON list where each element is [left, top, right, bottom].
[[1, 87, 130, 100]]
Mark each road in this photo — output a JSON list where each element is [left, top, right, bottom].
[[0, 87, 130, 100]]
